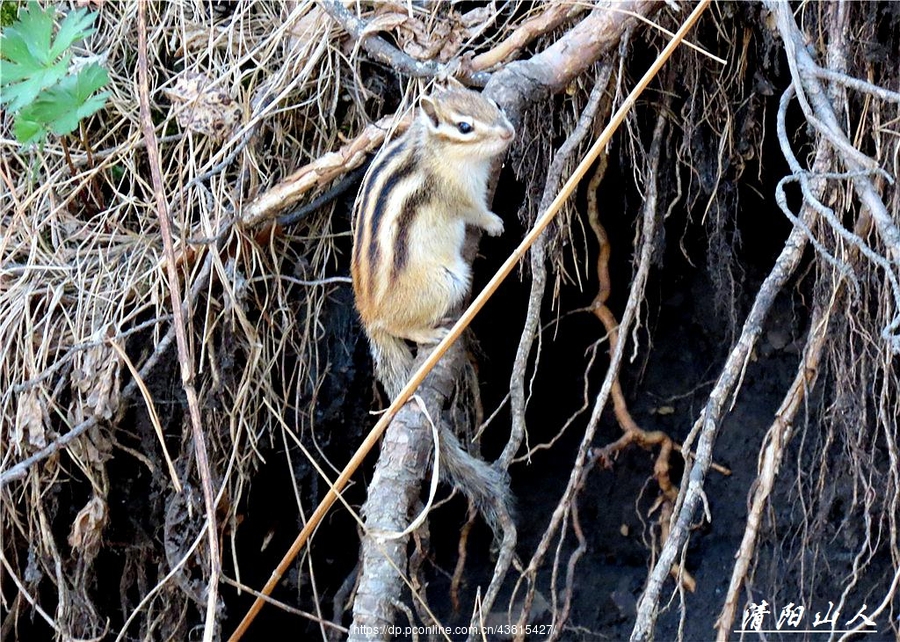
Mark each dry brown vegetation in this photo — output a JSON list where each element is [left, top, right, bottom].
[[2, 1, 900, 641]]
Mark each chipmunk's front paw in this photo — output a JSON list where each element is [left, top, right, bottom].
[[484, 212, 504, 237]]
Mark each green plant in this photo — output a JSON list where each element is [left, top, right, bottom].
[[0, 1, 109, 146], [1, 2, 19, 28]]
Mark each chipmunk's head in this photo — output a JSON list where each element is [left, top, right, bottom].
[[419, 81, 515, 162]]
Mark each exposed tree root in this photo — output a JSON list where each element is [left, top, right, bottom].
[[585, 115, 697, 592], [350, 345, 461, 640], [631, 182, 810, 642], [633, 4, 900, 640]]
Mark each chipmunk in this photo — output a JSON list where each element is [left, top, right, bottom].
[[351, 81, 516, 539], [351, 82, 514, 399]]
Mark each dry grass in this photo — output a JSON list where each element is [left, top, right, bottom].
[[0, 1, 363, 638], [0, 2, 560, 639]]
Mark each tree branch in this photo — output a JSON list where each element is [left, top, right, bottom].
[[318, 0, 491, 86]]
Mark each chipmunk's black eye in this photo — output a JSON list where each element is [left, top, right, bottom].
[[456, 121, 473, 134]]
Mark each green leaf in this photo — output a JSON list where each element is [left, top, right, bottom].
[[23, 63, 109, 136], [0, 2, 109, 145], [0, 2, 96, 111], [0, 53, 70, 110], [48, 89, 110, 135], [49, 8, 96, 60], [12, 113, 48, 147], [4, 2, 54, 66], [0, 25, 38, 71]]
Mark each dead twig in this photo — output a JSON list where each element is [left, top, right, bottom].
[[221, 575, 348, 633], [631, 224, 810, 641], [450, 506, 477, 613], [240, 114, 409, 227], [318, 0, 490, 86], [585, 98, 698, 592], [137, 3, 220, 641], [349, 346, 460, 641], [503, 64, 610, 637], [0, 257, 212, 488], [714, 290, 833, 640], [552, 473, 589, 642], [714, 6, 848, 633], [508, 9, 714, 637], [483, 0, 664, 126], [503, 64, 612, 471]]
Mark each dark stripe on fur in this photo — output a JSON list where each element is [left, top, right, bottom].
[[392, 174, 434, 279], [353, 141, 405, 263], [366, 151, 417, 291], [352, 140, 408, 299]]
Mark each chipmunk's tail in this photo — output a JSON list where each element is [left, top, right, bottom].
[[368, 329, 414, 400], [437, 426, 514, 537]]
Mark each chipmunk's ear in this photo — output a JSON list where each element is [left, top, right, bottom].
[[420, 95, 440, 129], [444, 76, 466, 90], [433, 76, 465, 94]]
